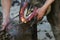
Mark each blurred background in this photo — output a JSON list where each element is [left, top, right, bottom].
[[0, 0, 55, 40]]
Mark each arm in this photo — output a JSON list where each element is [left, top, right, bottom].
[[42, 0, 54, 10], [1, 0, 11, 30]]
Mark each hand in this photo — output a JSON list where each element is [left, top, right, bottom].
[[36, 7, 46, 20], [36, 0, 54, 21]]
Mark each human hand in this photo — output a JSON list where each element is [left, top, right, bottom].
[[36, 7, 46, 20]]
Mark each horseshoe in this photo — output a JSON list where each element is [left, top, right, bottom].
[[19, 2, 38, 23]]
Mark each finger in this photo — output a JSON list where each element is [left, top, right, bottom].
[[37, 16, 40, 20], [37, 15, 43, 20]]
